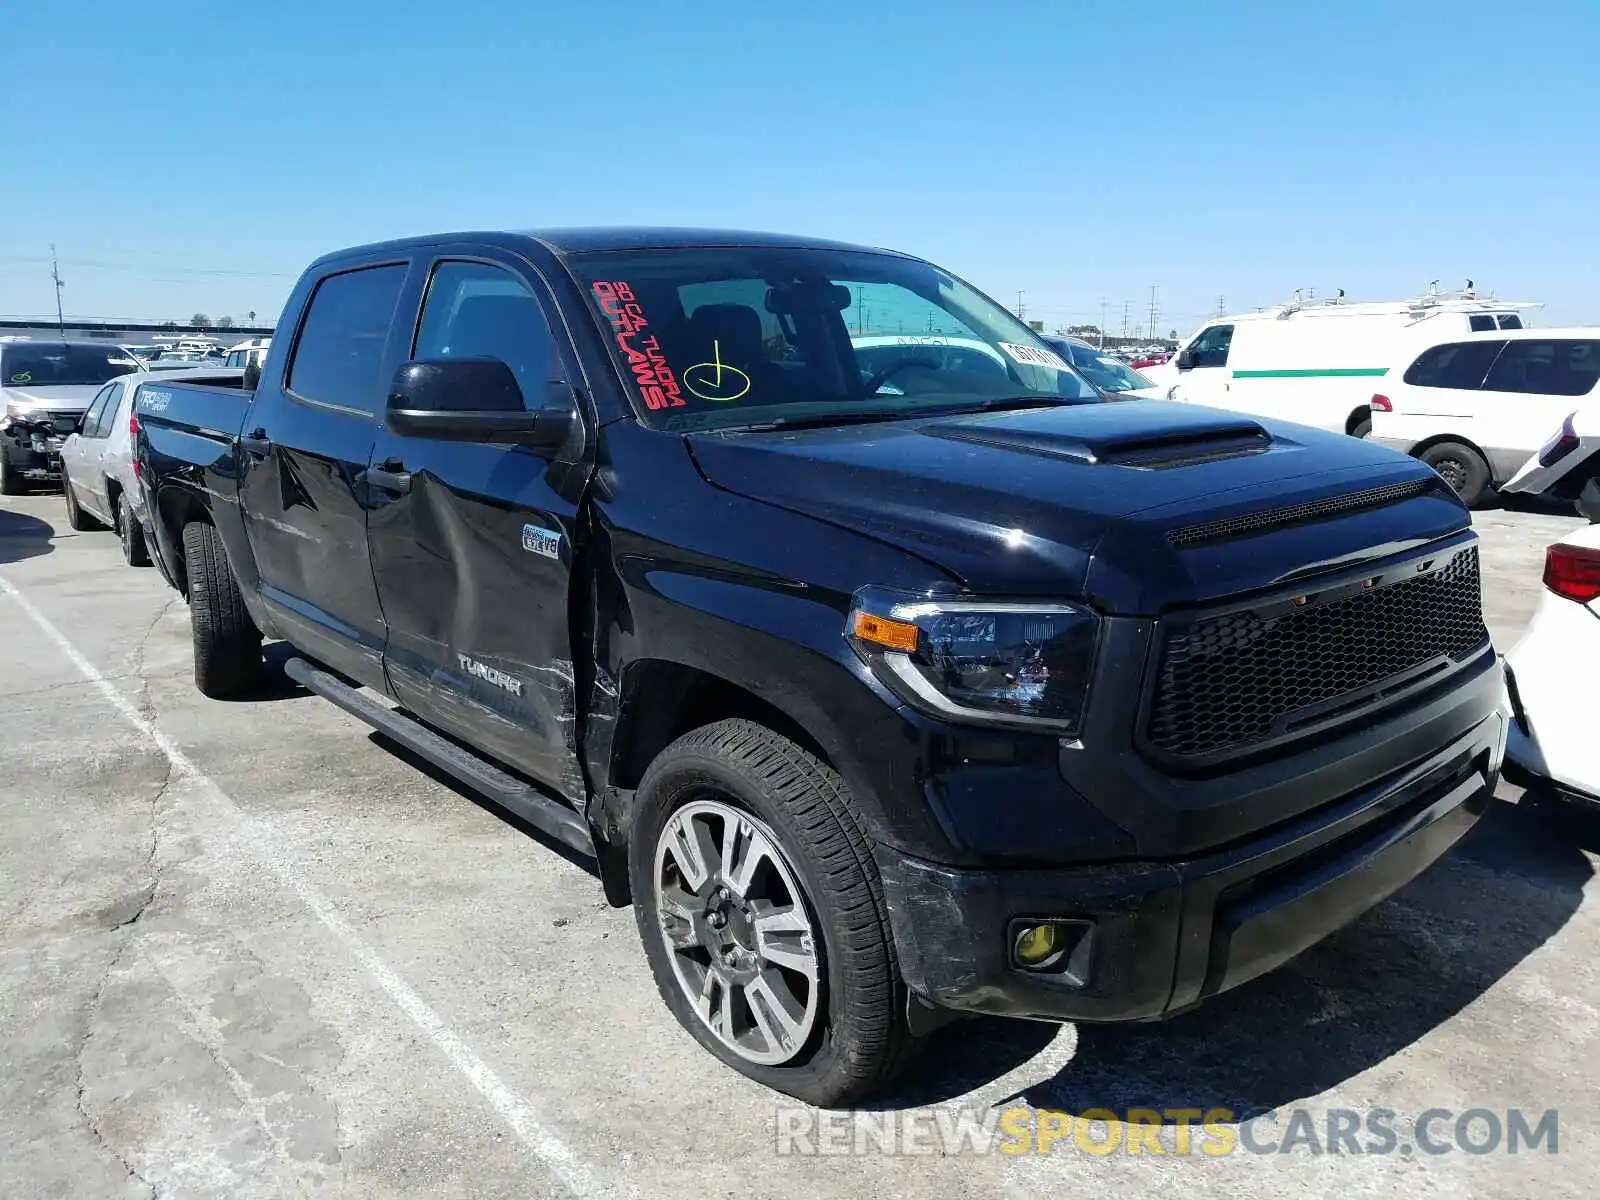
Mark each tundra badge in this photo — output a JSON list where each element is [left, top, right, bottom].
[[522, 523, 562, 560], [457, 655, 524, 696]]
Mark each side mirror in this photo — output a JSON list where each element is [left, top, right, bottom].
[[386, 359, 575, 448], [1175, 348, 1195, 371]]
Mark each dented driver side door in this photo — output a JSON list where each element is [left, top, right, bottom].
[[365, 250, 593, 802]]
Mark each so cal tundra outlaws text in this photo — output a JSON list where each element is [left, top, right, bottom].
[[133, 227, 1506, 1105]]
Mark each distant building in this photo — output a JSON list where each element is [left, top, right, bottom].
[[0, 316, 274, 342]]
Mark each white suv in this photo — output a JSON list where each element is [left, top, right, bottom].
[[1369, 328, 1600, 506]]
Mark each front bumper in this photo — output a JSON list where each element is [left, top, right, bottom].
[[877, 707, 1504, 1023], [1, 436, 64, 480]]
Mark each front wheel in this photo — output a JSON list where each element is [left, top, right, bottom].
[[629, 719, 914, 1106], [0, 452, 23, 496]]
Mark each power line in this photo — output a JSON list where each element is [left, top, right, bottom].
[[0, 253, 294, 280]]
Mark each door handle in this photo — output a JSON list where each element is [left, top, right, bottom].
[[241, 427, 272, 457], [365, 459, 412, 494]]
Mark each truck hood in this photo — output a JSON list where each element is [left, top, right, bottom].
[[687, 400, 1470, 613], [1, 383, 102, 413]]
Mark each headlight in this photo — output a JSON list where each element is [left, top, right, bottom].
[[846, 589, 1100, 733]]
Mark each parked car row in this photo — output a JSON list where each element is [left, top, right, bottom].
[[59, 366, 246, 564], [0, 338, 267, 495]]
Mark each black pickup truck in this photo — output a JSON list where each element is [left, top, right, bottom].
[[135, 228, 1507, 1105]]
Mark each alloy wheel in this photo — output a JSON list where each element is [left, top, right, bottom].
[[653, 797, 821, 1066]]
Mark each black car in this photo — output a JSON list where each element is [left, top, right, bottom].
[[133, 228, 1506, 1106]]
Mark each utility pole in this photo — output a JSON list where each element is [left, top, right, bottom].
[[1146, 285, 1159, 342], [1015, 290, 1026, 321], [1121, 301, 1130, 340], [1098, 297, 1107, 349], [1216, 295, 1226, 317], [50, 245, 66, 338]]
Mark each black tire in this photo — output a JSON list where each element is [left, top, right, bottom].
[[63, 480, 103, 530], [0, 452, 24, 496], [1420, 441, 1492, 508], [117, 497, 151, 566], [1350, 417, 1372, 439], [629, 719, 915, 1106], [182, 521, 261, 698]]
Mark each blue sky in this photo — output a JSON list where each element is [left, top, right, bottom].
[[1, 0, 1594, 332]]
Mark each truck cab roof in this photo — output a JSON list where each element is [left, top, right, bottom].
[[309, 227, 913, 269]]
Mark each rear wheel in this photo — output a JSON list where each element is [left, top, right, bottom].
[[63, 480, 103, 530], [629, 719, 914, 1106], [117, 497, 151, 566], [0, 452, 24, 496], [182, 521, 261, 697], [1420, 441, 1492, 508], [1350, 416, 1372, 439]]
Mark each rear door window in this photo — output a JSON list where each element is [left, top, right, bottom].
[[1402, 341, 1504, 389], [80, 387, 115, 438], [1481, 340, 1600, 397], [91, 384, 125, 436], [287, 264, 408, 411]]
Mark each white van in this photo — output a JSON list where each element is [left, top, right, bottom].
[[223, 337, 271, 371], [1369, 328, 1600, 507], [1146, 287, 1539, 437]]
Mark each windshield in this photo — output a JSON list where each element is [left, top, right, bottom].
[[2, 343, 141, 388], [569, 246, 1098, 430], [1045, 339, 1157, 393]]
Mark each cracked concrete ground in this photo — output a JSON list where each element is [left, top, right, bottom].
[[1, 493, 1597, 1199]]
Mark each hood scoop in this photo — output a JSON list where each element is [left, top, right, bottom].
[[922, 410, 1271, 469]]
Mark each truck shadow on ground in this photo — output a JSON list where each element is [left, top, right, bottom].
[[223, 641, 312, 702], [0, 507, 56, 565], [880, 795, 1591, 1115]]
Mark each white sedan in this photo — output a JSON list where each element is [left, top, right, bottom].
[[1503, 521, 1600, 806]]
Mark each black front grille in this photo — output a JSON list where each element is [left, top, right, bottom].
[[1147, 547, 1489, 763]]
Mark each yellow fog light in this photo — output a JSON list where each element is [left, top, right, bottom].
[[1014, 924, 1060, 967]]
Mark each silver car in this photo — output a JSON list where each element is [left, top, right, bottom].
[[0, 340, 142, 494], [60, 367, 243, 564]]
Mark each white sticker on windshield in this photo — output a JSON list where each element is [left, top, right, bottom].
[[998, 343, 1073, 371]]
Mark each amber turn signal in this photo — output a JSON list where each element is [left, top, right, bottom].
[[850, 610, 920, 653]]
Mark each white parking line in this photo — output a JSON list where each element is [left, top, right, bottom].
[[0, 574, 611, 1199]]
